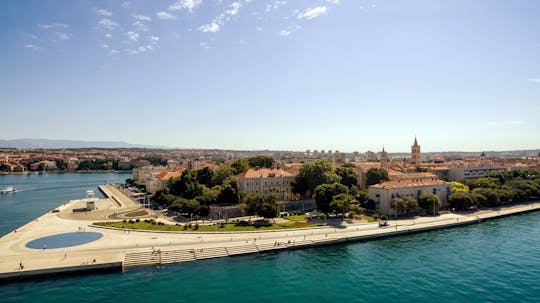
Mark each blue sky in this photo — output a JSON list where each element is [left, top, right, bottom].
[[1, 0, 539, 152]]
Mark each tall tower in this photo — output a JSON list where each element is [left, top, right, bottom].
[[380, 146, 389, 168], [411, 137, 421, 165]]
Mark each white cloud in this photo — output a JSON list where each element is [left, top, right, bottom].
[[127, 31, 140, 42], [200, 22, 220, 33], [199, 1, 242, 33], [133, 14, 151, 22], [110, 49, 120, 55], [37, 23, 68, 29], [104, 33, 113, 39], [55, 32, 70, 40], [156, 11, 177, 20], [279, 30, 290, 36], [24, 44, 41, 51], [325, 0, 340, 4], [148, 35, 159, 42], [133, 20, 149, 31], [265, 1, 287, 13], [169, 0, 202, 12], [101, 44, 109, 49], [98, 18, 119, 30], [528, 78, 540, 84], [96, 8, 113, 16], [297, 6, 328, 20]]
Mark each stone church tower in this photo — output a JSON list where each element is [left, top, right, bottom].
[[380, 146, 389, 168], [411, 137, 421, 165]]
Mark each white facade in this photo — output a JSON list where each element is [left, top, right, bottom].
[[368, 178, 451, 216], [448, 166, 507, 181]]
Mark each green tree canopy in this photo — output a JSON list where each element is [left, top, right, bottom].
[[329, 193, 353, 216], [336, 166, 359, 189], [243, 194, 278, 219], [168, 170, 204, 199], [247, 155, 275, 168], [231, 159, 250, 175], [217, 176, 242, 205], [417, 192, 441, 215], [314, 182, 348, 214], [451, 182, 470, 193], [391, 197, 418, 215], [212, 164, 236, 186], [196, 167, 215, 187], [293, 159, 341, 198], [448, 192, 477, 210], [365, 168, 390, 187]]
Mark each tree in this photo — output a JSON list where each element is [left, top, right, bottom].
[[243, 194, 278, 220], [247, 155, 274, 168], [212, 164, 236, 186], [336, 166, 358, 189], [169, 197, 201, 216], [417, 192, 441, 215], [451, 182, 469, 193], [231, 159, 249, 175], [196, 167, 215, 187], [243, 194, 264, 216], [258, 195, 279, 219], [217, 176, 242, 205], [330, 193, 353, 217], [472, 188, 500, 207], [314, 182, 348, 214], [365, 168, 390, 187], [448, 192, 476, 210], [168, 170, 204, 199], [391, 197, 418, 217], [293, 159, 341, 197]]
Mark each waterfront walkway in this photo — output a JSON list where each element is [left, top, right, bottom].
[[1, 186, 539, 280]]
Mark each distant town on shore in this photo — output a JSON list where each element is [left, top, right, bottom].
[[2, 137, 539, 219]]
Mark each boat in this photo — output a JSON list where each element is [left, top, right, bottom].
[[1, 186, 16, 194]]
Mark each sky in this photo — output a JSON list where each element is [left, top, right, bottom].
[[0, 0, 539, 153]]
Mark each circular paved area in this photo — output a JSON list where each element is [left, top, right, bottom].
[[26, 232, 103, 249]]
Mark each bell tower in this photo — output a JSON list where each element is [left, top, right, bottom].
[[380, 146, 389, 168], [411, 137, 421, 165]]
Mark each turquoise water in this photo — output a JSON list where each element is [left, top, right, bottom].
[[2, 173, 540, 302]]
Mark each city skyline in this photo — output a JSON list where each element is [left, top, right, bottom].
[[1, 0, 539, 152]]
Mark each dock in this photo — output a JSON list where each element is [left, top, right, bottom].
[[1, 185, 540, 281]]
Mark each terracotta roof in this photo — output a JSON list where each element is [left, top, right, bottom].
[[369, 178, 448, 189], [238, 168, 295, 179], [157, 171, 182, 181], [390, 172, 437, 180]]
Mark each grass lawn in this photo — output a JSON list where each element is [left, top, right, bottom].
[[94, 217, 318, 232]]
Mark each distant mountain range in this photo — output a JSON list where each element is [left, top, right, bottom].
[[0, 139, 171, 149]]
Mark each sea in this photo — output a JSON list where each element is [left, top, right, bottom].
[[1, 173, 540, 303]]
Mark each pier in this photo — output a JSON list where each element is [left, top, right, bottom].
[[1, 185, 540, 281]]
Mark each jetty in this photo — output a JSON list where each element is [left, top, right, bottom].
[[1, 185, 539, 281]]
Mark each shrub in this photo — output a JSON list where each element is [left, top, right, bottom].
[[318, 213, 327, 220], [194, 223, 199, 230], [135, 219, 140, 223]]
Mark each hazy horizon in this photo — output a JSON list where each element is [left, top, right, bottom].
[[1, 1, 539, 152]]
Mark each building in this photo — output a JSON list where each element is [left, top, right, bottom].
[[448, 166, 507, 181], [379, 147, 389, 169], [368, 177, 451, 216], [411, 137, 421, 165], [146, 171, 182, 194], [237, 168, 297, 201]]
